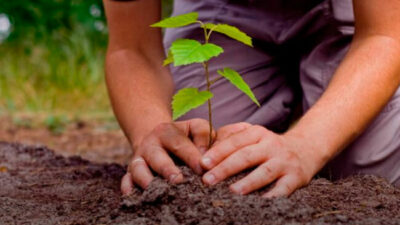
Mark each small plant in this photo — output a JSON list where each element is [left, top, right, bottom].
[[152, 12, 260, 147]]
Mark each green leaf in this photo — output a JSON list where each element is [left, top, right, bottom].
[[217, 68, 260, 106], [151, 12, 198, 28], [203, 23, 253, 47], [170, 39, 223, 66], [172, 88, 213, 120], [163, 50, 174, 66]]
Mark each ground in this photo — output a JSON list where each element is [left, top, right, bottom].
[[0, 116, 131, 164], [1, 116, 400, 225]]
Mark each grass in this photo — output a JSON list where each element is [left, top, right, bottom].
[[0, 1, 173, 126], [0, 25, 113, 121]]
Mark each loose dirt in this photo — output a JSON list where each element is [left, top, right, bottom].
[[1, 142, 400, 225]]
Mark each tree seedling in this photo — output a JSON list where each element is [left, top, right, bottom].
[[152, 12, 260, 147]]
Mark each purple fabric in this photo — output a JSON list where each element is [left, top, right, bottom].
[[163, 0, 400, 185]]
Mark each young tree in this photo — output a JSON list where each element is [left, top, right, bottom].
[[152, 12, 260, 147]]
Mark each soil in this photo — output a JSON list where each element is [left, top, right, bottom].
[[1, 142, 400, 225], [0, 116, 131, 164]]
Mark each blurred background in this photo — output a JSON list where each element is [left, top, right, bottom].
[[0, 0, 172, 163], [0, 0, 172, 120]]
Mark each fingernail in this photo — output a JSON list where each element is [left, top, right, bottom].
[[169, 174, 178, 183], [230, 184, 243, 194], [202, 157, 213, 168], [203, 173, 216, 185]]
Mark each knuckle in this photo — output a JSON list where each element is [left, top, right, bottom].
[[281, 151, 300, 166], [242, 154, 253, 166], [251, 125, 268, 137], [143, 147, 161, 164], [252, 125, 264, 132], [269, 137, 284, 149], [167, 140, 186, 154], [260, 163, 274, 176], [239, 149, 255, 165], [236, 122, 252, 129]]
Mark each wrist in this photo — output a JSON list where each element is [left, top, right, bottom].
[[282, 129, 333, 175]]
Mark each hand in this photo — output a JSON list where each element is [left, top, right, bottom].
[[200, 123, 325, 198], [121, 118, 215, 195]]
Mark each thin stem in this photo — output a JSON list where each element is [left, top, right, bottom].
[[197, 21, 218, 44], [210, 76, 223, 85], [201, 24, 214, 148], [206, 25, 218, 41], [203, 62, 213, 148], [197, 21, 208, 44]]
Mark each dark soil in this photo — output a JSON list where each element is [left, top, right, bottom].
[[1, 142, 400, 225]]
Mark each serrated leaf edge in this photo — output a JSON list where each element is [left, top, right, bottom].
[[202, 23, 253, 47], [172, 88, 213, 120], [217, 68, 260, 107], [151, 12, 199, 28]]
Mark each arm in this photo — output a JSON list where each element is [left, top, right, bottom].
[[104, 0, 173, 146], [199, 0, 400, 197], [103, 0, 212, 194], [285, 0, 400, 174]]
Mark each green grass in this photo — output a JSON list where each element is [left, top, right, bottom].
[[0, 25, 113, 120], [0, 1, 173, 123]]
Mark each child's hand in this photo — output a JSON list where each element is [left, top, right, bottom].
[[200, 123, 324, 197], [121, 118, 215, 195]]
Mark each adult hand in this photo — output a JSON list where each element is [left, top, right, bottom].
[[200, 122, 326, 198], [121, 118, 215, 195]]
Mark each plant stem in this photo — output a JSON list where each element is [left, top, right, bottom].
[[204, 62, 213, 148], [210, 76, 223, 85], [201, 23, 214, 148]]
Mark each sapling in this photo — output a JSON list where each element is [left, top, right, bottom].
[[152, 12, 260, 148]]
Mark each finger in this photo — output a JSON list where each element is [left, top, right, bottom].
[[214, 122, 251, 144], [142, 146, 183, 183], [128, 156, 154, 189], [201, 126, 263, 170], [121, 173, 134, 195], [229, 159, 282, 195], [176, 119, 216, 154], [155, 123, 203, 174], [202, 144, 265, 185], [262, 175, 300, 198]]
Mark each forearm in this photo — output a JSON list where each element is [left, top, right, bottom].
[[286, 35, 400, 170], [105, 49, 174, 148], [103, 0, 175, 148]]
